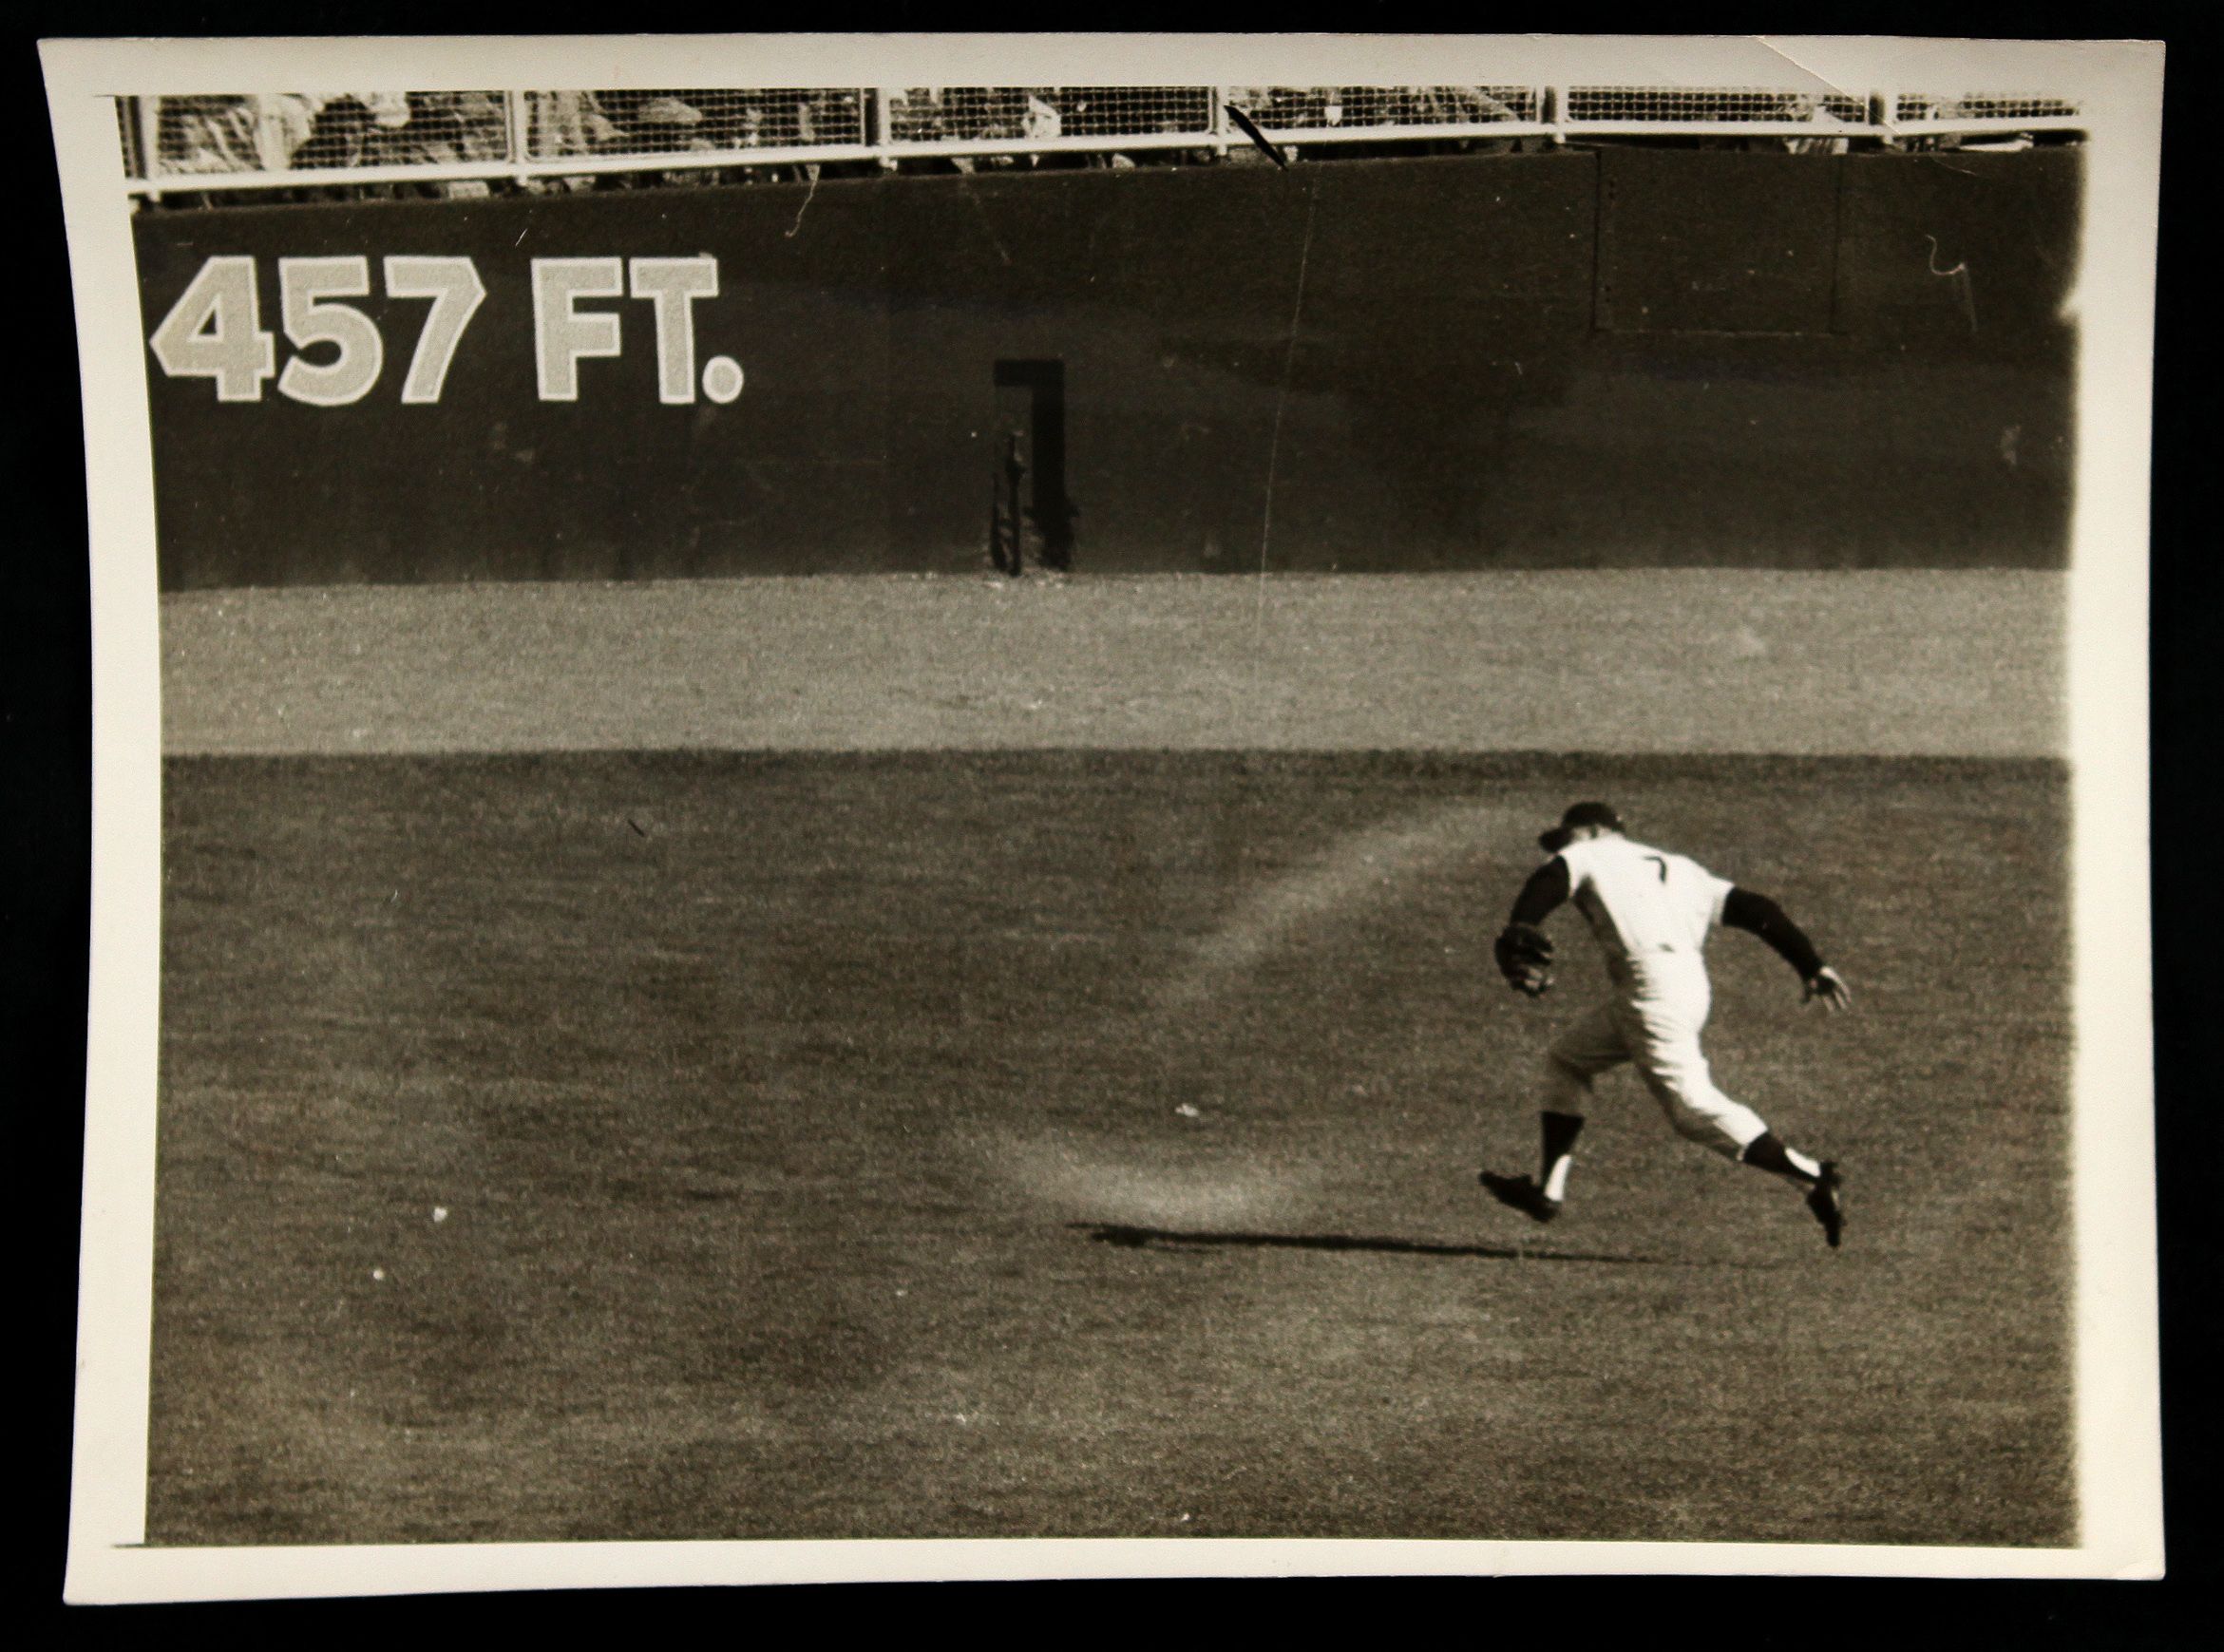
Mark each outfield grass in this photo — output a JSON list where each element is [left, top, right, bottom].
[[148, 750, 2072, 1547]]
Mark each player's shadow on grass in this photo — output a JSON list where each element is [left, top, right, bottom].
[[1072, 1221, 1685, 1267]]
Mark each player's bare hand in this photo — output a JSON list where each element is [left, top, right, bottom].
[[1803, 966, 1853, 1013]]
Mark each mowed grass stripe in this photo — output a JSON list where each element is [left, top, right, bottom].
[[150, 750, 2071, 1545]]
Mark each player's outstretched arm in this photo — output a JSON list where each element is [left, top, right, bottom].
[[1721, 886, 1852, 1013], [1494, 856, 1571, 997], [1508, 855, 1570, 929]]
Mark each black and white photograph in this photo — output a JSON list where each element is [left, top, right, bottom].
[[46, 32, 2165, 1598]]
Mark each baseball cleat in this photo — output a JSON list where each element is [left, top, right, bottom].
[[1479, 1170, 1562, 1224], [1806, 1161, 1845, 1248]]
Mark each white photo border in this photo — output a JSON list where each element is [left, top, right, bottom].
[[46, 31, 2166, 1600]]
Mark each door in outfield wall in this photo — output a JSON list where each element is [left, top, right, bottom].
[[990, 358, 1074, 573]]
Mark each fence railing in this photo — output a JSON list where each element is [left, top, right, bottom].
[[120, 85, 2088, 198]]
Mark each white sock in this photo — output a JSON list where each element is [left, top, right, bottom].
[[1543, 1156, 1572, 1203]]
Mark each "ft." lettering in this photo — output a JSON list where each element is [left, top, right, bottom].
[[146, 252, 743, 407], [532, 256, 742, 405]]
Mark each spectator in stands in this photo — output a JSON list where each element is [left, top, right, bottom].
[[524, 90, 622, 195], [889, 86, 977, 175], [797, 89, 877, 179], [390, 92, 507, 195], [515, 91, 616, 194], [1219, 85, 1268, 134], [951, 86, 1025, 167], [529, 89, 621, 159], [140, 81, 2078, 206], [1903, 96, 2052, 152], [1770, 93, 1850, 154], [276, 92, 489, 198], [297, 92, 419, 171], [294, 94, 375, 172], [1435, 86, 1521, 154], [624, 91, 710, 153], [1026, 89, 1091, 169], [1905, 99, 2057, 152], [569, 90, 704, 187], [1064, 88, 1107, 138], [1340, 85, 1392, 126], [249, 93, 325, 170], [704, 92, 770, 152], [798, 88, 859, 145], [1440, 85, 1517, 123], [889, 85, 937, 142], [158, 94, 261, 174]]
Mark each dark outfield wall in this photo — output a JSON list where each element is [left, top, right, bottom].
[[135, 148, 2080, 587]]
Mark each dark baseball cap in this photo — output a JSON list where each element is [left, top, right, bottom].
[[1539, 801, 1624, 854]]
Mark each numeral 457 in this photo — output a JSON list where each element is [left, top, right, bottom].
[[147, 256, 485, 406]]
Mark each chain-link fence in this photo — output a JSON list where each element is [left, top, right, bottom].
[[116, 84, 2086, 198], [889, 85, 1217, 146], [1562, 86, 1871, 126], [1222, 85, 1530, 129], [523, 88, 870, 160], [144, 92, 509, 178], [1226, 85, 1542, 133], [1892, 94, 2082, 124]]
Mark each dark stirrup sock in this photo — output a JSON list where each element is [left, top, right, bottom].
[[1739, 1130, 1822, 1184], [1540, 1110, 1585, 1199]]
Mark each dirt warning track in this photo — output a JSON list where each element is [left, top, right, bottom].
[[161, 570, 2062, 759]]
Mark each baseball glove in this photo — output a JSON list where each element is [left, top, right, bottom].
[[1493, 922, 1555, 997]]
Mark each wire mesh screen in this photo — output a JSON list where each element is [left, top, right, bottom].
[[149, 92, 510, 175], [292, 93, 508, 170], [123, 81, 2086, 195], [1566, 86, 1869, 123], [1894, 94, 2081, 123], [150, 96, 262, 174], [1226, 85, 1539, 127], [890, 86, 1215, 143], [523, 88, 868, 160]]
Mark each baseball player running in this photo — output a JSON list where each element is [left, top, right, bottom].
[[1484, 802, 1853, 1245]]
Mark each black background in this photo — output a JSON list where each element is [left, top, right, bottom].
[[11, 3, 2214, 1638]]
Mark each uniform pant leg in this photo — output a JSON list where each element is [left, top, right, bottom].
[[1542, 999, 1628, 1112], [1615, 985, 1771, 1161]]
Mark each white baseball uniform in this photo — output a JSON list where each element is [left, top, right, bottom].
[[1539, 834, 1771, 1158]]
